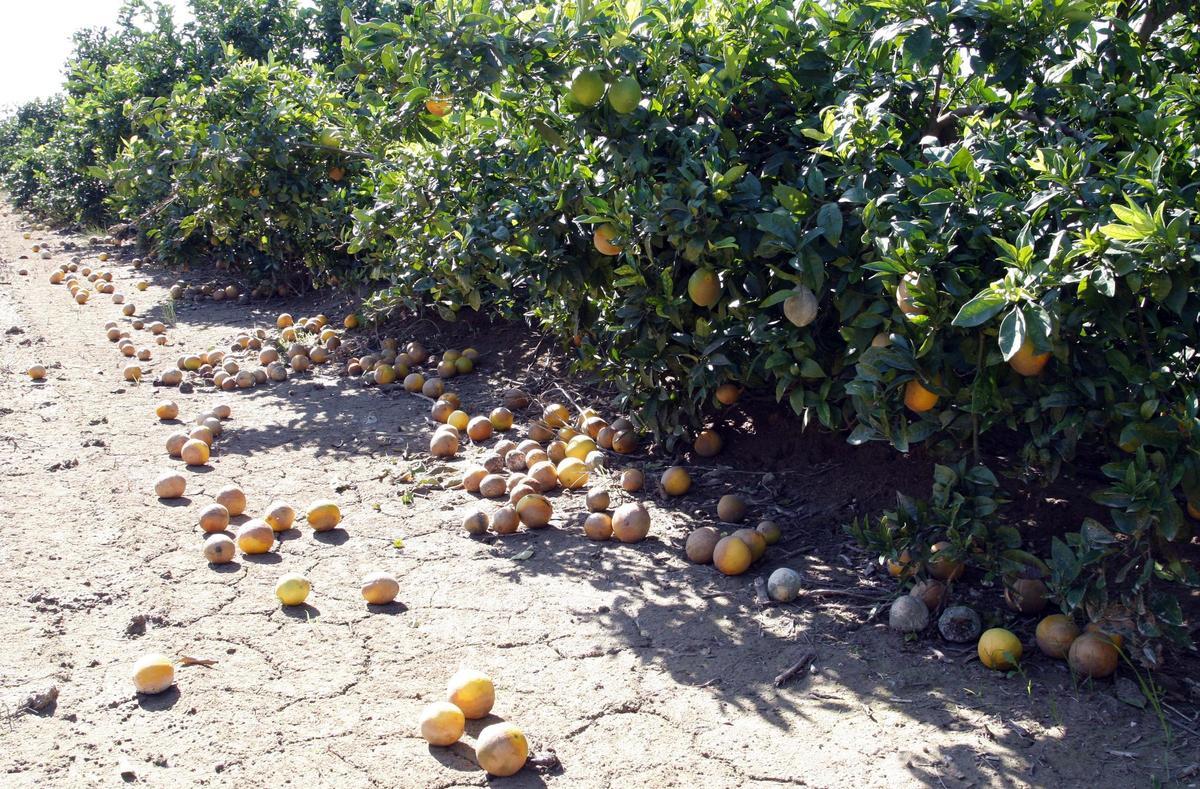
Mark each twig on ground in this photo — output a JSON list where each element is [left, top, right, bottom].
[[774, 651, 816, 687]]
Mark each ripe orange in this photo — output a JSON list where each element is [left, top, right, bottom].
[[475, 722, 528, 777], [685, 526, 721, 563], [731, 527, 766, 560], [713, 535, 752, 575], [978, 628, 1022, 670], [446, 668, 494, 719], [132, 654, 175, 695], [1068, 633, 1119, 678], [660, 466, 691, 496], [419, 701, 465, 746], [693, 429, 722, 457], [306, 500, 341, 531], [593, 224, 623, 255], [611, 502, 651, 543], [717, 495, 747, 523], [425, 97, 451, 117], [1009, 338, 1051, 376], [328, 165, 345, 181], [904, 378, 939, 413], [714, 383, 741, 405], [886, 550, 919, 578], [928, 541, 964, 581], [896, 272, 925, 316], [583, 512, 613, 540], [361, 572, 399, 605], [1035, 614, 1080, 659], [180, 439, 210, 466]]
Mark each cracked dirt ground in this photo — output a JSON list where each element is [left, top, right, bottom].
[[0, 205, 1190, 788]]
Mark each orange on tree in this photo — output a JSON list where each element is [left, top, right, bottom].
[[687, 268, 720, 307], [1009, 338, 1051, 376], [328, 165, 345, 181], [783, 287, 818, 327], [569, 69, 606, 107], [715, 383, 741, 406], [896, 271, 926, 316], [607, 76, 641, 113], [425, 97, 451, 116], [904, 377, 939, 413], [593, 224, 623, 255]]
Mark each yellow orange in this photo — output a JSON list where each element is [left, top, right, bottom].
[[904, 378, 939, 413]]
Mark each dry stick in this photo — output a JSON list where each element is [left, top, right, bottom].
[[798, 587, 889, 602], [547, 381, 586, 415], [774, 651, 816, 688]]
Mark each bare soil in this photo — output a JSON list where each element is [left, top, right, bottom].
[[1, 206, 1196, 788]]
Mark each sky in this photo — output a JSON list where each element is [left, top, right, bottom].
[[0, 0, 193, 109]]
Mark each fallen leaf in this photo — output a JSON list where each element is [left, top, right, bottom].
[[512, 547, 534, 561]]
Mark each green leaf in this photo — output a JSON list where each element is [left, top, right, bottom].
[[817, 202, 842, 245], [760, 290, 794, 309], [998, 308, 1026, 361], [1100, 223, 1148, 241], [952, 288, 1007, 327]]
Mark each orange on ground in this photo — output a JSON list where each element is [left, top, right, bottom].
[[475, 722, 528, 777], [713, 535, 752, 575], [132, 654, 175, 695], [361, 572, 400, 605], [446, 668, 494, 719], [306, 500, 341, 531], [661, 466, 691, 496], [264, 502, 297, 532], [181, 439, 210, 466], [1035, 614, 1080, 659], [978, 628, 1022, 670], [419, 701, 465, 746]]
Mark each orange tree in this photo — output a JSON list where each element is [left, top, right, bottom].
[[103, 56, 361, 284], [338, 0, 1199, 656]]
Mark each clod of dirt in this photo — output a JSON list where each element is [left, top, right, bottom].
[[125, 613, 168, 638], [18, 685, 59, 714]]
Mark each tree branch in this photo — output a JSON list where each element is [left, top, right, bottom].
[[922, 60, 946, 138], [1138, 1, 1180, 43], [929, 103, 1086, 142]]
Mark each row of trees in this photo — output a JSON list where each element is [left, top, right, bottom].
[[2, 0, 1198, 659]]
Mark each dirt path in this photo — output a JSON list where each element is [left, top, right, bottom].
[[0, 205, 1190, 788]]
